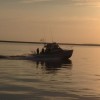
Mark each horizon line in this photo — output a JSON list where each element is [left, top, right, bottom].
[[0, 40, 100, 46]]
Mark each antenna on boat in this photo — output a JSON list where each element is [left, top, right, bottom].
[[48, 23, 55, 43], [51, 32, 53, 43], [50, 30, 54, 43], [43, 32, 46, 44], [40, 33, 46, 45]]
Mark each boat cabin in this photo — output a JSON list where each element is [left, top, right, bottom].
[[45, 43, 60, 49], [43, 43, 62, 54]]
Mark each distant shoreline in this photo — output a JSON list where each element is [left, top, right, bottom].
[[0, 40, 100, 47], [0, 40, 44, 44]]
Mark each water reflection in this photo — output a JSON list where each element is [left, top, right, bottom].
[[32, 59, 72, 73]]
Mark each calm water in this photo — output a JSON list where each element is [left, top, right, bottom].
[[0, 43, 100, 100]]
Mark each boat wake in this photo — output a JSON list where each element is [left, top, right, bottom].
[[0, 54, 30, 60], [0, 54, 72, 62]]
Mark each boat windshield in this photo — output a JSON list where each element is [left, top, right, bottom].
[[44, 43, 60, 50]]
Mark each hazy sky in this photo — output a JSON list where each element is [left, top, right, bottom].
[[0, 0, 100, 43]]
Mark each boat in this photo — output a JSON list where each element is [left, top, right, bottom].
[[26, 42, 73, 61], [0, 42, 73, 61]]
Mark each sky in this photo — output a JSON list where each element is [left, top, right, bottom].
[[0, 0, 100, 43]]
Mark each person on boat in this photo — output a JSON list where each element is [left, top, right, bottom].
[[37, 48, 39, 54], [41, 48, 45, 54]]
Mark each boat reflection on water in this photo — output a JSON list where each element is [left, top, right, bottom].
[[33, 59, 72, 73]]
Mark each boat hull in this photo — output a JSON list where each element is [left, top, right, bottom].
[[26, 49, 73, 61]]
